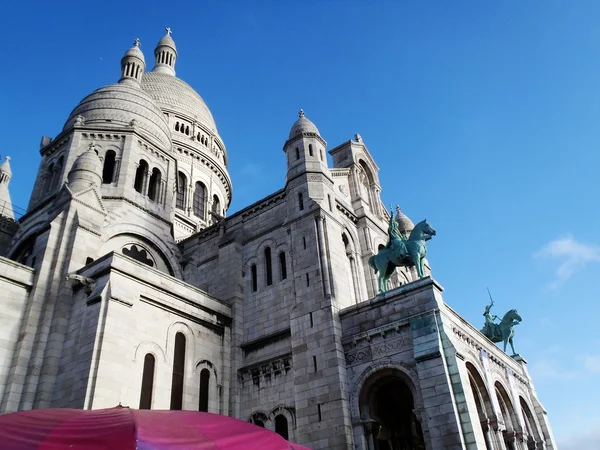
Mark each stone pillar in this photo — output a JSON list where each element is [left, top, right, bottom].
[[315, 215, 332, 298]]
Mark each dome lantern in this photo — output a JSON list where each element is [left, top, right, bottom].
[[119, 38, 146, 86], [151, 27, 177, 76]]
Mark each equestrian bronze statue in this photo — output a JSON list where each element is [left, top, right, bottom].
[[480, 292, 522, 355], [368, 210, 436, 293]]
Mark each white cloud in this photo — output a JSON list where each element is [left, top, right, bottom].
[[529, 359, 580, 380], [558, 427, 600, 450], [534, 235, 600, 288], [584, 356, 600, 374]]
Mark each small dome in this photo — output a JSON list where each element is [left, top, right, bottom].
[[68, 143, 103, 191], [64, 84, 172, 148], [395, 206, 414, 234], [0, 156, 12, 177], [157, 33, 177, 51], [289, 109, 320, 139], [123, 39, 145, 62]]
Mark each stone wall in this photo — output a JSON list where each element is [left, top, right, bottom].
[[0, 257, 34, 405], [340, 277, 556, 450]]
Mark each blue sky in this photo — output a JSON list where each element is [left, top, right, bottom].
[[2, 1, 599, 446]]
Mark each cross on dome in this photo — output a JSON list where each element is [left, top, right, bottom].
[[134, 38, 140, 47], [166, 27, 172, 36], [298, 109, 305, 118], [88, 142, 96, 152]]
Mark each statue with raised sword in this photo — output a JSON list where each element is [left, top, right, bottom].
[[480, 288, 522, 355], [368, 207, 437, 293]]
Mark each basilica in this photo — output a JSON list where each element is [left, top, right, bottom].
[[0, 30, 556, 450]]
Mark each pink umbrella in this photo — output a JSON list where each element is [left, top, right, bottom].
[[0, 406, 312, 450]]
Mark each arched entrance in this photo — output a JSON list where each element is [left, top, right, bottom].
[[359, 369, 426, 450]]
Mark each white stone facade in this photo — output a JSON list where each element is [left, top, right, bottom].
[[0, 31, 555, 449]]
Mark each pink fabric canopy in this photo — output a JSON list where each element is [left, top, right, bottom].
[[0, 406, 312, 450]]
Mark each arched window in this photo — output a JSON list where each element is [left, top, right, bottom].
[[275, 415, 289, 440], [170, 332, 186, 410], [308, 144, 313, 157], [134, 160, 149, 194], [212, 195, 221, 216], [197, 132, 201, 141], [251, 264, 257, 292], [51, 156, 64, 189], [265, 247, 272, 286], [185, 126, 190, 135], [175, 122, 180, 132], [139, 353, 155, 409], [148, 168, 161, 201], [176, 172, 187, 210], [295, 147, 300, 160], [42, 163, 54, 193], [298, 192, 304, 211], [102, 150, 116, 184], [320, 149, 323, 161], [279, 252, 287, 280], [193, 182, 206, 218], [199, 368, 210, 412]]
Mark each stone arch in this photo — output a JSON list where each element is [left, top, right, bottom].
[[494, 381, 519, 434], [355, 364, 427, 450], [7, 221, 46, 263], [166, 321, 196, 363], [193, 359, 218, 381], [133, 340, 167, 363], [269, 405, 296, 441], [248, 411, 269, 428], [195, 360, 218, 413], [351, 361, 423, 421], [519, 396, 543, 444], [101, 224, 182, 279], [243, 255, 259, 293]]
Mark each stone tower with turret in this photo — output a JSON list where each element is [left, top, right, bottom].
[[0, 30, 556, 450]]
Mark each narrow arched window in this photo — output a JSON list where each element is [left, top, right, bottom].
[[320, 149, 323, 161], [175, 122, 180, 132], [279, 252, 287, 280], [176, 172, 187, 210], [212, 195, 221, 216], [251, 264, 257, 292], [51, 156, 64, 189], [134, 160, 149, 194], [185, 126, 190, 135], [193, 182, 206, 218], [298, 192, 304, 211], [275, 415, 289, 440], [199, 368, 210, 412], [265, 247, 272, 286], [170, 332, 186, 410], [309, 144, 313, 156], [102, 151, 116, 184], [295, 147, 300, 160], [139, 353, 155, 409], [42, 163, 54, 193], [148, 168, 162, 201]]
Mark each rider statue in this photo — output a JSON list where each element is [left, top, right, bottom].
[[385, 208, 405, 253], [482, 299, 499, 340]]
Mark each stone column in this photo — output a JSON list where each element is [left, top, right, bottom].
[[315, 215, 332, 298], [113, 159, 121, 184]]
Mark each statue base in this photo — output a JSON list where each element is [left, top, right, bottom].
[[511, 354, 527, 364]]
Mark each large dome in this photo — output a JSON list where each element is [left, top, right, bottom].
[[64, 84, 172, 148], [141, 72, 217, 133]]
